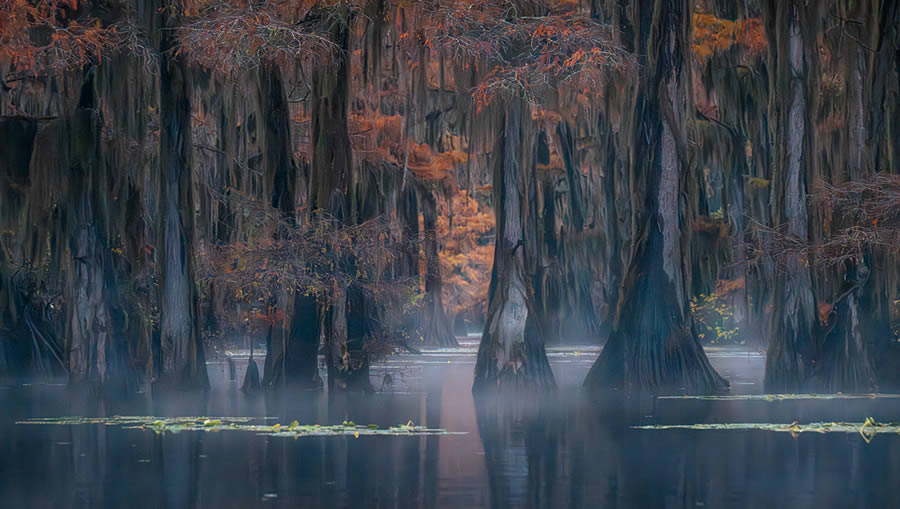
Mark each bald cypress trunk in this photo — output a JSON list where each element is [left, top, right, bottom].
[[255, 62, 322, 389], [866, 2, 900, 384], [309, 10, 371, 392], [309, 16, 353, 220], [65, 134, 113, 385], [28, 107, 114, 385], [421, 189, 457, 347], [474, 101, 555, 391], [156, 3, 208, 389], [596, 113, 624, 341], [25, 73, 123, 386], [585, 0, 727, 394], [555, 121, 601, 344], [822, 261, 877, 392], [0, 238, 14, 378], [818, 0, 884, 392], [869, 1, 899, 175], [761, 0, 818, 392], [398, 186, 423, 338]]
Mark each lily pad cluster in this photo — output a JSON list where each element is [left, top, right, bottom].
[[658, 393, 900, 401], [634, 417, 900, 443], [17, 416, 464, 438]]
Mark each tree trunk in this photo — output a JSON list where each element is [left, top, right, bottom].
[[309, 12, 353, 219], [762, 0, 818, 392], [821, 261, 877, 392], [65, 170, 113, 385], [474, 101, 555, 391], [421, 188, 457, 347], [724, 131, 750, 342], [325, 283, 374, 393], [308, 10, 372, 391], [585, 0, 727, 394], [263, 294, 322, 388], [33, 75, 124, 387], [869, 0, 899, 175], [866, 2, 900, 383], [0, 237, 14, 378], [254, 62, 322, 388], [817, 0, 879, 392], [260, 62, 297, 219], [554, 122, 601, 344], [597, 114, 623, 341], [397, 186, 423, 339], [156, 4, 208, 389]]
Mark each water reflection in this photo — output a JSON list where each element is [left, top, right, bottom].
[[474, 389, 900, 509], [2, 349, 900, 508]]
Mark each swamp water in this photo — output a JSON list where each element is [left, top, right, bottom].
[[2, 340, 899, 508]]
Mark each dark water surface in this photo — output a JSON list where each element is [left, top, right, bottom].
[[2, 340, 899, 509]]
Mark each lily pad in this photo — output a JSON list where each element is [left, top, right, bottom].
[[17, 415, 465, 437], [657, 393, 900, 401], [634, 417, 900, 443]]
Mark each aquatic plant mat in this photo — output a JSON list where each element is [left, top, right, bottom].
[[658, 393, 900, 401], [634, 417, 898, 443], [17, 416, 464, 437]]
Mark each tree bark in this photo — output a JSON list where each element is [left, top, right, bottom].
[[28, 74, 124, 386], [65, 160, 113, 385], [254, 62, 323, 389], [585, 0, 727, 394], [474, 101, 555, 391], [554, 121, 601, 344], [821, 261, 877, 392], [308, 10, 373, 392], [156, 3, 208, 389], [397, 185, 423, 339], [309, 12, 354, 220], [761, 0, 818, 392], [816, 0, 880, 392], [262, 295, 322, 388], [421, 188, 457, 347]]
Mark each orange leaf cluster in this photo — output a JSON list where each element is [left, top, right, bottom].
[[426, 2, 632, 109], [246, 308, 287, 332], [0, 0, 118, 73], [406, 143, 469, 181], [692, 13, 766, 60], [349, 112, 404, 154], [348, 112, 467, 180], [175, 2, 339, 74], [437, 191, 494, 316]]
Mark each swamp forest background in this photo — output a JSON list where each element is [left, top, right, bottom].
[[3, 0, 900, 395], [3, 1, 900, 508]]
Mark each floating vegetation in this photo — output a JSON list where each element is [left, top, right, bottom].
[[658, 393, 900, 402], [634, 417, 900, 443], [17, 416, 464, 437], [18, 416, 265, 426]]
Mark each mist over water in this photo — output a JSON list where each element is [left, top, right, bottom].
[[2, 342, 898, 509]]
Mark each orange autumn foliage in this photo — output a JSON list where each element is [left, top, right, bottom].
[[245, 308, 288, 333], [423, 1, 632, 109], [348, 111, 467, 180], [437, 190, 494, 317], [175, 1, 342, 75], [692, 13, 766, 60], [406, 143, 468, 181], [818, 301, 833, 325], [714, 277, 746, 296], [0, 0, 118, 73], [348, 112, 403, 155]]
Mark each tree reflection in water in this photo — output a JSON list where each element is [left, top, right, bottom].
[[3, 358, 900, 508]]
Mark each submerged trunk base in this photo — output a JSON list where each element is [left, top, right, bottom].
[[421, 312, 458, 348], [473, 320, 556, 392], [586, 328, 729, 395]]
